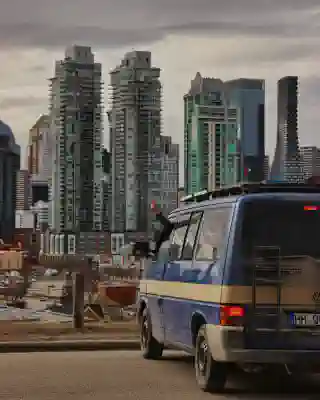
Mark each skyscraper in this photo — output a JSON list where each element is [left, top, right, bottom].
[[184, 73, 239, 194], [0, 121, 20, 241], [270, 76, 304, 182], [49, 45, 103, 233], [109, 51, 163, 237], [225, 79, 265, 182]]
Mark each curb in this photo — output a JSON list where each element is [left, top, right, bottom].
[[0, 339, 140, 353]]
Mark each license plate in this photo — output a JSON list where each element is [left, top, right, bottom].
[[292, 313, 320, 327]]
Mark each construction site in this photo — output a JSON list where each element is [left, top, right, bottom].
[[0, 237, 141, 326]]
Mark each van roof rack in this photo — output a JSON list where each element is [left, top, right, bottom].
[[180, 182, 320, 203]]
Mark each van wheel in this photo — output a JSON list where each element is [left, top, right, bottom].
[[195, 326, 227, 392], [140, 308, 163, 359]]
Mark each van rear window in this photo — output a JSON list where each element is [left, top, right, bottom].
[[241, 200, 320, 258]]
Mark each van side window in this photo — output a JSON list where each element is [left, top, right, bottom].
[[195, 208, 232, 262], [171, 214, 191, 259], [181, 212, 203, 260]]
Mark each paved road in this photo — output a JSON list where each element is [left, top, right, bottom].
[[0, 351, 319, 399]]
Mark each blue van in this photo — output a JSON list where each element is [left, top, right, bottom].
[[136, 183, 320, 393]]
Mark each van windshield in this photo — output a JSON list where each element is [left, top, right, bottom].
[[241, 200, 320, 259]]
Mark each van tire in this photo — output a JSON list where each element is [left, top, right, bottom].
[[140, 308, 163, 359], [195, 326, 228, 392]]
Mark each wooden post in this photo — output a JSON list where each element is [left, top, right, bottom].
[[72, 272, 85, 330], [22, 254, 29, 298]]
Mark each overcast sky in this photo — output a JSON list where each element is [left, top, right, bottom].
[[1, 0, 320, 176]]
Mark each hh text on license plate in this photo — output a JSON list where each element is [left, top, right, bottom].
[[292, 313, 320, 326]]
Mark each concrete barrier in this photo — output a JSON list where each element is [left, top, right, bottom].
[[0, 339, 140, 353]]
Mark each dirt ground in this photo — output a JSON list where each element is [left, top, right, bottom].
[[0, 320, 139, 342]]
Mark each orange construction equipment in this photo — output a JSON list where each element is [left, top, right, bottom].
[[100, 284, 137, 308]]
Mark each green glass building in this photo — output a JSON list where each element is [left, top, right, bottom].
[[184, 73, 240, 194]]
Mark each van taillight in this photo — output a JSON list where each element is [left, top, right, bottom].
[[220, 305, 245, 326], [304, 205, 319, 211]]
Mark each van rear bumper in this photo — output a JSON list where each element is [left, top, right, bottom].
[[206, 324, 320, 365], [220, 348, 320, 365]]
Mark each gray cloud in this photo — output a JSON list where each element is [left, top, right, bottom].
[[218, 41, 320, 65], [299, 76, 320, 112], [27, 65, 47, 73], [0, 23, 164, 48], [0, 96, 45, 110], [0, 19, 318, 51], [1, 0, 320, 168], [166, 21, 317, 39], [0, 0, 319, 48]]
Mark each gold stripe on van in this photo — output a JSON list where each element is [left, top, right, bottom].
[[140, 280, 319, 308], [220, 286, 318, 308], [141, 280, 221, 303]]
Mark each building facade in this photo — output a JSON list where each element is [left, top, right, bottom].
[[159, 135, 179, 216], [300, 146, 320, 180], [270, 76, 304, 182], [49, 45, 103, 233], [31, 201, 49, 231], [32, 179, 49, 204], [225, 79, 265, 183], [40, 231, 110, 256], [207, 120, 239, 190], [27, 115, 51, 181], [177, 187, 186, 207], [16, 169, 32, 210], [184, 73, 239, 194], [102, 148, 111, 231], [15, 210, 34, 229], [263, 155, 270, 180], [109, 51, 163, 237], [0, 121, 20, 242]]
